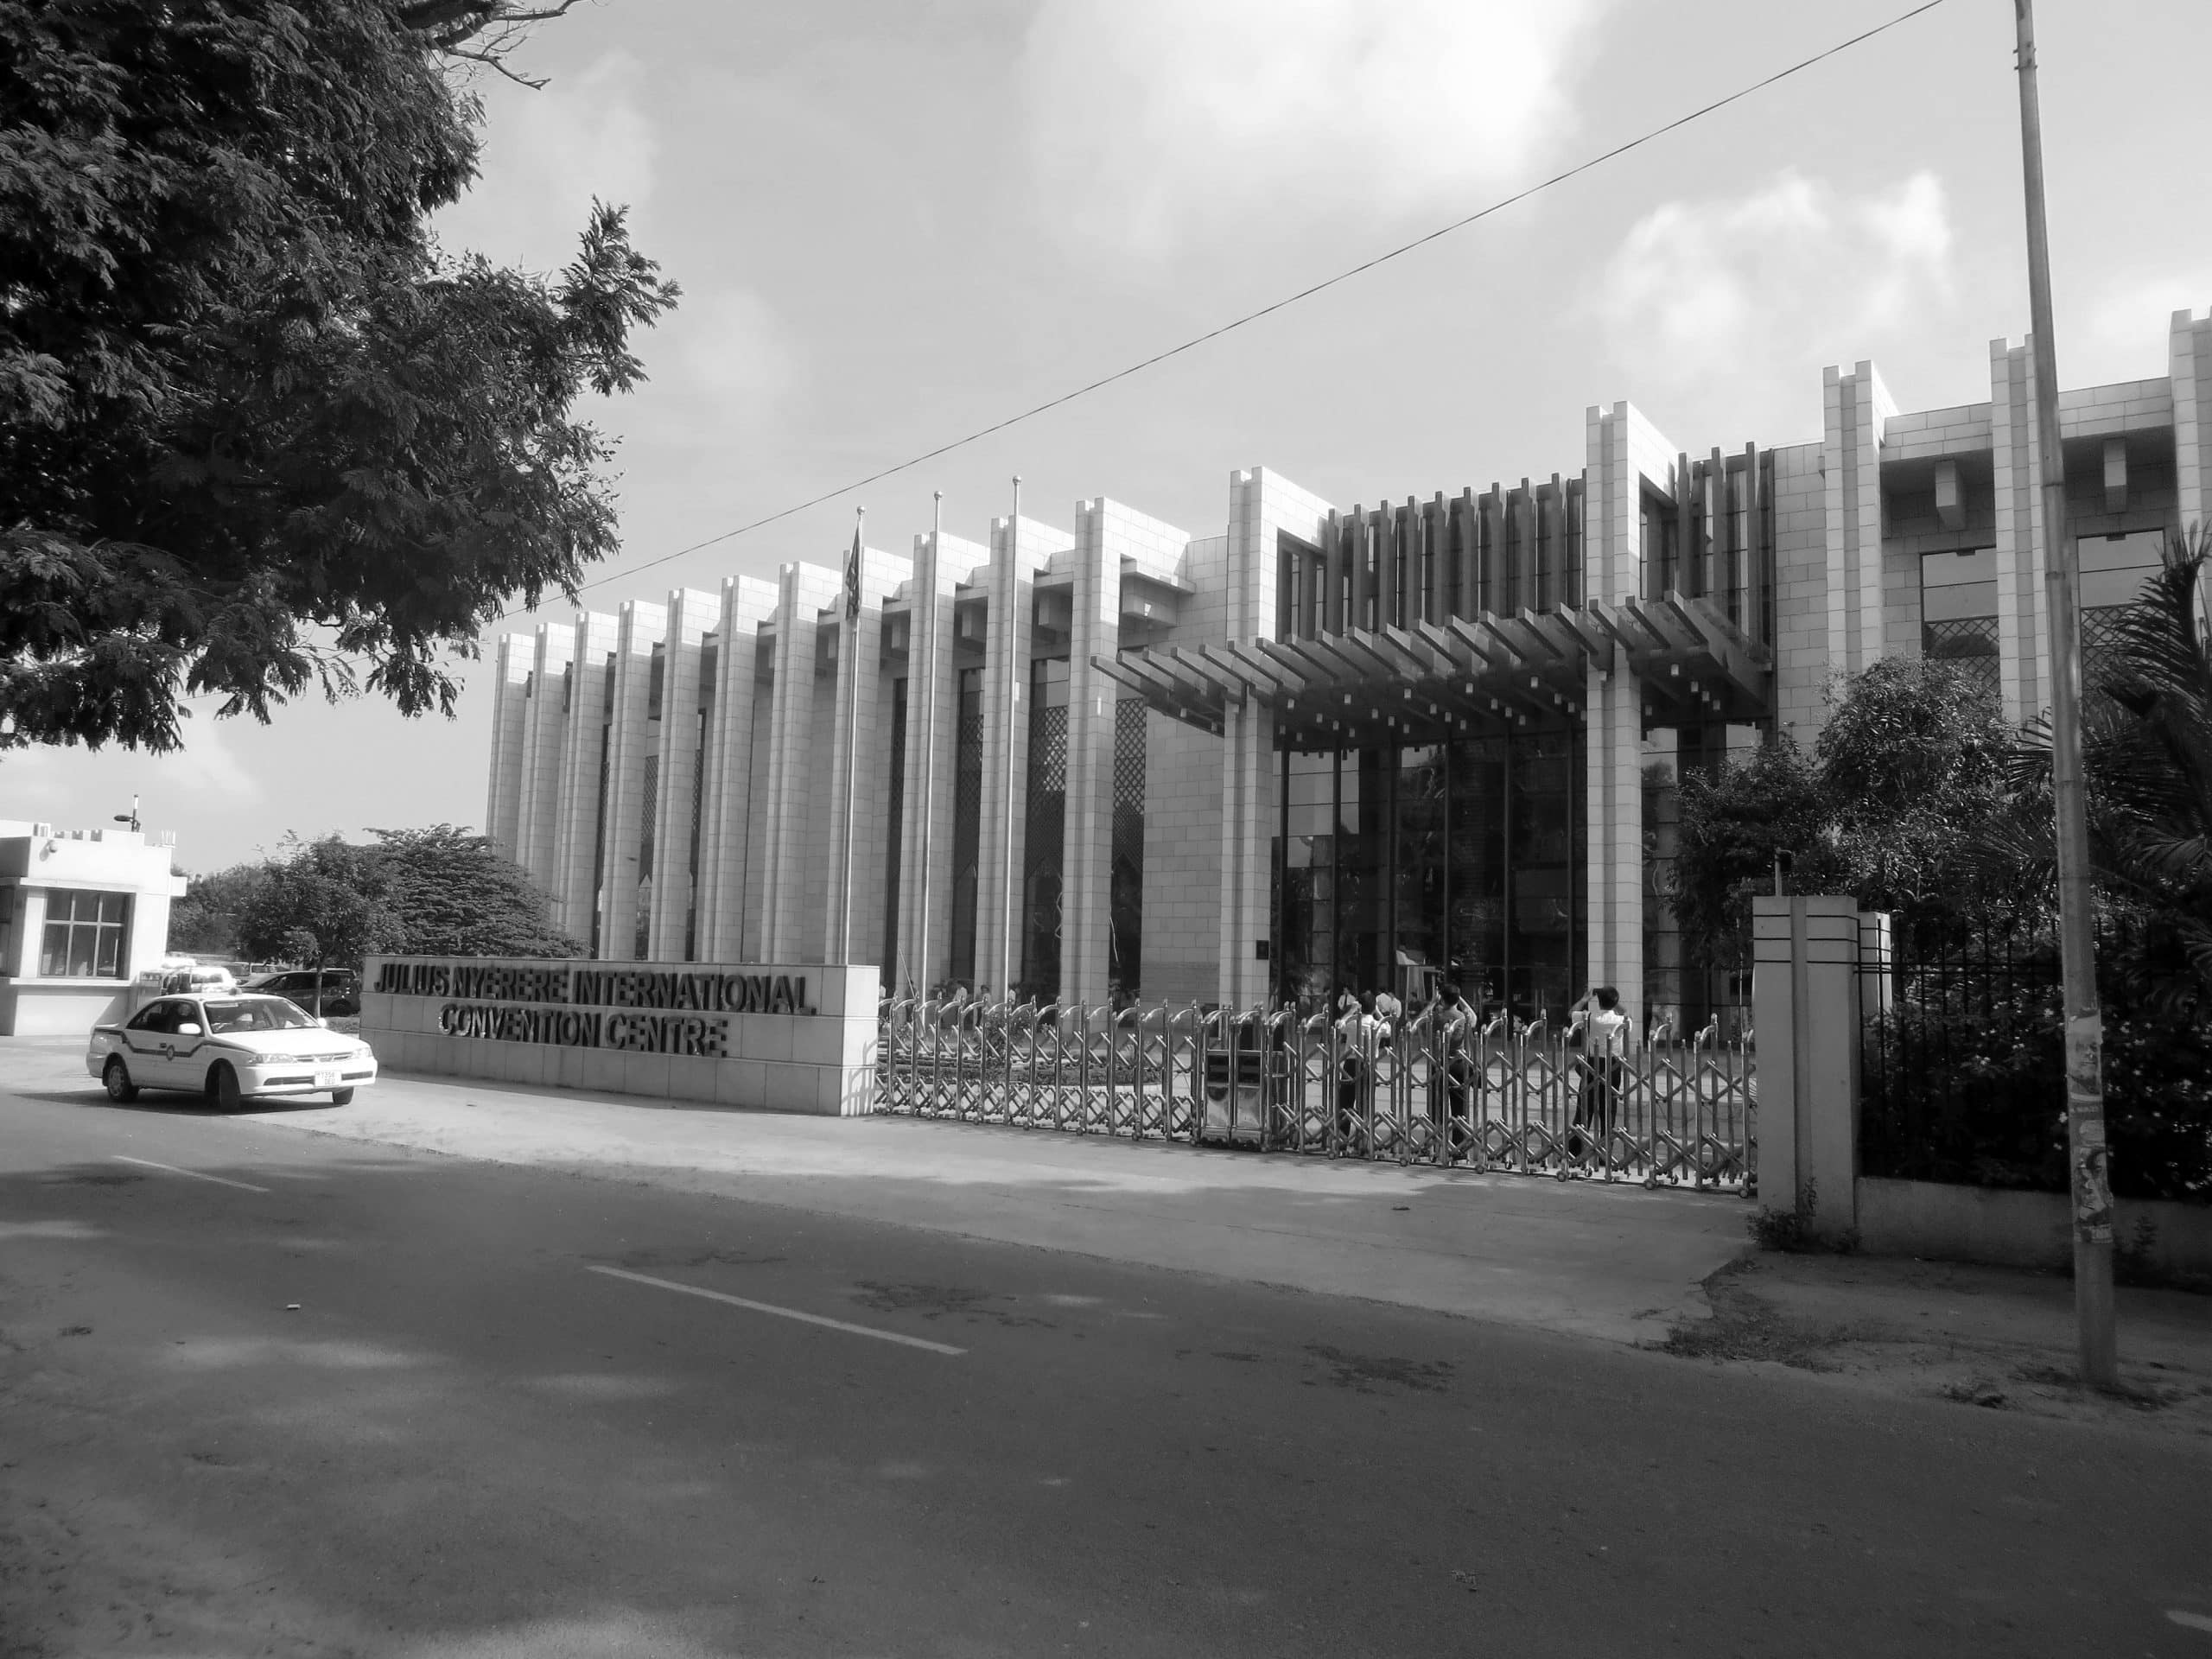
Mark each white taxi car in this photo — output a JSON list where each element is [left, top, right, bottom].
[[89, 994, 378, 1109]]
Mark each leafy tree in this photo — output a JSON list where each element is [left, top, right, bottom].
[[231, 823, 577, 975], [167, 861, 274, 957], [1, 0, 677, 753], [1672, 657, 2012, 963], [236, 836, 404, 972], [1814, 656, 2012, 927], [367, 823, 579, 957], [2002, 527, 2212, 1019], [1669, 738, 1834, 965]]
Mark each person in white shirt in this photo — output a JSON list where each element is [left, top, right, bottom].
[[1334, 990, 1382, 1154], [1567, 985, 1635, 1161]]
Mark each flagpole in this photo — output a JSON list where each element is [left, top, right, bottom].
[[999, 477, 1021, 1004], [836, 506, 863, 966], [913, 491, 941, 997]]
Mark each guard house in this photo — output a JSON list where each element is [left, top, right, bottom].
[[0, 819, 189, 1035], [486, 311, 2212, 1034]]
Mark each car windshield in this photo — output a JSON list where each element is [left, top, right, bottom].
[[200, 997, 320, 1033]]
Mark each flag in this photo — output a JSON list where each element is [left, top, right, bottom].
[[844, 522, 862, 621]]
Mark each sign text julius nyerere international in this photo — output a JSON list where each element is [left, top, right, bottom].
[[370, 961, 818, 1059]]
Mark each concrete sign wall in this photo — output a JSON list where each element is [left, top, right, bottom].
[[360, 956, 880, 1116]]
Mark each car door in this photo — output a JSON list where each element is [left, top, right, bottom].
[[167, 998, 216, 1090], [118, 1000, 182, 1089]]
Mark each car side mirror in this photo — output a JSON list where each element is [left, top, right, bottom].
[[315, 1017, 329, 1028], [176, 1022, 202, 1036]]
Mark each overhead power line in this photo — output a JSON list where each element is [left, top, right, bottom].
[[511, 0, 1954, 616]]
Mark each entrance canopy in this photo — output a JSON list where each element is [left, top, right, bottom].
[[1095, 592, 1773, 748]]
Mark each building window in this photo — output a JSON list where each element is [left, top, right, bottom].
[[1919, 548, 1999, 700], [40, 889, 130, 979], [2081, 529, 2170, 690], [1020, 658, 1070, 1001]]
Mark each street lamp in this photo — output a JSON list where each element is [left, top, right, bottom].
[[112, 794, 140, 832]]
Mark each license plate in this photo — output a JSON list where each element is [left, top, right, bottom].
[[315, 1071, 339, 1088]]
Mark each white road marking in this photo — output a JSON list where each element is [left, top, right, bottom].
[[584, 1265, 966, 1357], [2171, 1611, 2212, 1634], [112, 1156, 270, 1194]]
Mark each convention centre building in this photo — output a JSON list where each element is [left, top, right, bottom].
[[485, 312, 2212, 1032]]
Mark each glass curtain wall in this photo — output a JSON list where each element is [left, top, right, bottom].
[[1109, 698, 1146, 997], [881, 677, 906, 991], [1274, 730, 1586, 1020], [947, 666, 985, 988], [1020, 658, 1070, 1001]]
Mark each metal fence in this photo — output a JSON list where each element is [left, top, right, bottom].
[[876, 1000, 1756, 1194]]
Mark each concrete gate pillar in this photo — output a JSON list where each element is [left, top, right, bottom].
[[1751, 895, 1871, 1238]]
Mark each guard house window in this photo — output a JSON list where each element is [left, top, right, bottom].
[[1919, 548, 1999, 699], [40, 889, 130, 978]]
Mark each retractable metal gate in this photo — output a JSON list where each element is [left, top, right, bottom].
[[877, 1001, 1754, 1194]]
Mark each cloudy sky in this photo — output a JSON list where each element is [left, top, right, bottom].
[[11, 0, 2210, 872]]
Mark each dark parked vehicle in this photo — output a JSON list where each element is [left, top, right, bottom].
[[241, 969, 359, 1017]]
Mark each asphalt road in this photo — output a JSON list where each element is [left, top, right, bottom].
[[3, 1077, 2209, 1658]]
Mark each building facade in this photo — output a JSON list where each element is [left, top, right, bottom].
[[486, 313, 2212, 1030]]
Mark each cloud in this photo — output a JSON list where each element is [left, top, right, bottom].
[[435, 51, 658, 273], [1019, 0, 1605, 262], [1593, 170, 1955, 417], [677, 289, 798, 413], [608, 286, 799, 453]]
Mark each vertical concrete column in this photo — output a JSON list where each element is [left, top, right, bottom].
[[1990, 339, 2052, 724], [896, 530, 988, 995], [513, 621, 575, 899], [976, 512, 1071, 996], [551, 610, 618, 950], [695, 575, 777, 962], [483, 635, 532, 861], [1216, 699, 1274, 1010], [823, 545, 915, 968], [1583, 404, 1639, 603], [760, 561, 842, 961], [1062, 499, 1192, 1006], [2171, 309, 2212, 558], [1821, 361, 1895, 679], [1751, 895, 1865, 1238], [1585, 670, 1643, 1008], [1582, 406, 1661, 1007], [596, 600, 666, 961], [645, 588, 720, 958], [1063, 500, 1120, 1008], [1217, 468, 1331, 1008]]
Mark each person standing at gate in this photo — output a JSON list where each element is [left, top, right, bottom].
[[1567, 985, 1634, 1163], [1334, 990, 1381, 1157]]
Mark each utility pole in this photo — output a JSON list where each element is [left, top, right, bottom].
[[2013, 0, 2117, 1385]]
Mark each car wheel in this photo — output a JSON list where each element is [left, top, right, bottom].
[[207, 1061, 244, 1112], [329, 1088, 354, 1105], [103, 1057, 138, 1103]]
